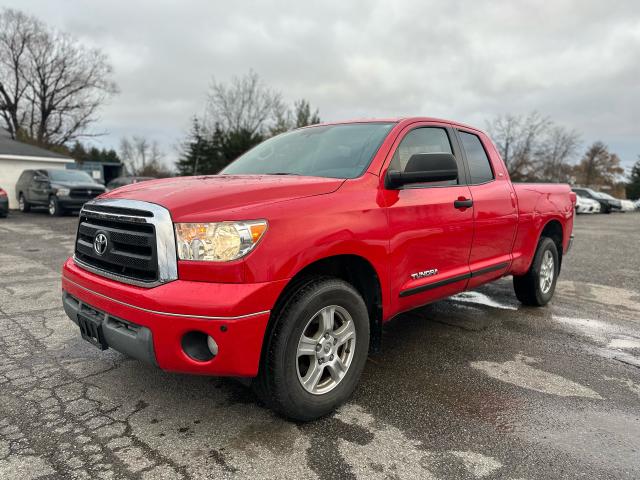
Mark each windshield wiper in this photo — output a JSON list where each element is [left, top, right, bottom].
[[264, 172, 300, 176]]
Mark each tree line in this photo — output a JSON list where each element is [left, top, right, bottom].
[[1, 7, 637, 198], [487, 112, 628, 195]]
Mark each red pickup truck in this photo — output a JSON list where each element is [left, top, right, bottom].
[[61, 117, 575, 420]]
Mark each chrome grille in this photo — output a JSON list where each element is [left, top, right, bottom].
[[70, 188, 104, 199], [73, 199, 178, 288]]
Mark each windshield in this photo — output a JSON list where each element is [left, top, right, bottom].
[[596, 192, 615, 200], [221, 122, 395, 179], [48, 170, 96, 183]]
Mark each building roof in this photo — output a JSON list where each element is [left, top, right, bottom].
[[0, 132, 73, 163]]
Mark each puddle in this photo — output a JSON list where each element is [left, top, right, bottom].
[[553, 316, 640, 367], [335, 404, 505, 479]]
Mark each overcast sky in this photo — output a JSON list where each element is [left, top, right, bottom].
[[11, 0, 640, 169]]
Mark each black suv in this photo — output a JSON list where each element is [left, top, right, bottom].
[[16, 169, 106, 216], [572, 187, 622, 214]]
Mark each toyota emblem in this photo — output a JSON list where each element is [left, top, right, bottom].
[[93, 233, 108, 255]]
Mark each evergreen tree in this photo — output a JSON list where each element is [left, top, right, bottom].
[[177, 117, 208, 176], [70, 141, 88, 163], [293, 99, 320, 128], [626, 156, 640, 200], [220, 127, 263, 168], [68, 140, 121, 164]]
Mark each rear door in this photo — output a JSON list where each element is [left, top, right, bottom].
[[29, 170, 49, 205], [455, 129, 518, 289], [382, 122, 474, 315], [16, 170, 33, 201]]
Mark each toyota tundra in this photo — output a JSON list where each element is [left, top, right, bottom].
[[61, 117, 576, 420]]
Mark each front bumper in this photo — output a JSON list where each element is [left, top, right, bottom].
[[62, 258, 287, 377]]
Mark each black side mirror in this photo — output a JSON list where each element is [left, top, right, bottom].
[[385, 153, 458, 189]]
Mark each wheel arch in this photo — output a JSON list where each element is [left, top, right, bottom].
[[266, 254, 385, 356], [539, 218, 563, 271]]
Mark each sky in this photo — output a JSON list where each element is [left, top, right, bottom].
[[9, 0, 640, 170]]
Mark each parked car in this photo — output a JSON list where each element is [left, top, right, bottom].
[[0, 186, 8, 217], [572, 187, 621, 213], [61, 117, 575, 420], [575, 194, 601, 214], [620, 199, 636, 212], [106, 176, 156, 191], [16, 169, 106, 216]]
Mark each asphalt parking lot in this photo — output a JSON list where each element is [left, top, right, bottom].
[[1, 210, 639, 480]]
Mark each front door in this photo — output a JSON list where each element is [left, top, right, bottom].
[[382, 123, 474, 316]]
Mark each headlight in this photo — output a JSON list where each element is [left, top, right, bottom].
[[174, 221, 268, 262], [56, 188, 70, 197]]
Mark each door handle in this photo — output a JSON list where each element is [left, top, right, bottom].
[[454, 197, 473, 209]]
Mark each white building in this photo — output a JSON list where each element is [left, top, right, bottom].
[[0, 131, 74, 209]]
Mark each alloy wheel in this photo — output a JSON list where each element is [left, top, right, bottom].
[[539, 249, 554, 294], [296, 305, 356, 395]]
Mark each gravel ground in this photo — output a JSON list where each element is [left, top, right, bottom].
[[0, 209, 639, 479]]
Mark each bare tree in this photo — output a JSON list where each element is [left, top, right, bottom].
[[119, 136, 166, 176], [0, 8, 117, 146], [206, 70, 282, 136], [0, 9, 36, 138], [537, 125, 581, 182], [487, 112, 580, 182]]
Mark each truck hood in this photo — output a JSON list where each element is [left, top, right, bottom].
[[101, 175, 345, 220]]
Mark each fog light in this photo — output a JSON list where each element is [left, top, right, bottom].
[[181, 331, 216, 362], [207, 335, 218, 355]]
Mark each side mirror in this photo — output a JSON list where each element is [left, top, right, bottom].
[[385, 153, 458, 189]]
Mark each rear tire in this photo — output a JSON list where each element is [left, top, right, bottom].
[[513, 237, 559, 307], [18, 194, 30, 212], [253, 277, 370, 421]]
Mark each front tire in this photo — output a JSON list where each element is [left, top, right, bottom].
[[18, 194, 30, 212], [513, 237, 559, 306], [253, 277, 370, 421], [48, 196, 64, 217]]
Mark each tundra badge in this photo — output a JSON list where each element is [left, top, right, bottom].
[[411, 269, 438, 280]]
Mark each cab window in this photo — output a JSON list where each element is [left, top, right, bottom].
[[458, 131, 494, 184], [388, 127, 459, 186]]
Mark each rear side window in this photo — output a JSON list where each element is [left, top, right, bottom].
[[459, 131, 494, 184], [18, 171, 33, 183]]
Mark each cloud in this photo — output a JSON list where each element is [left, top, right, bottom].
[[13, 0, 640, 168]]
